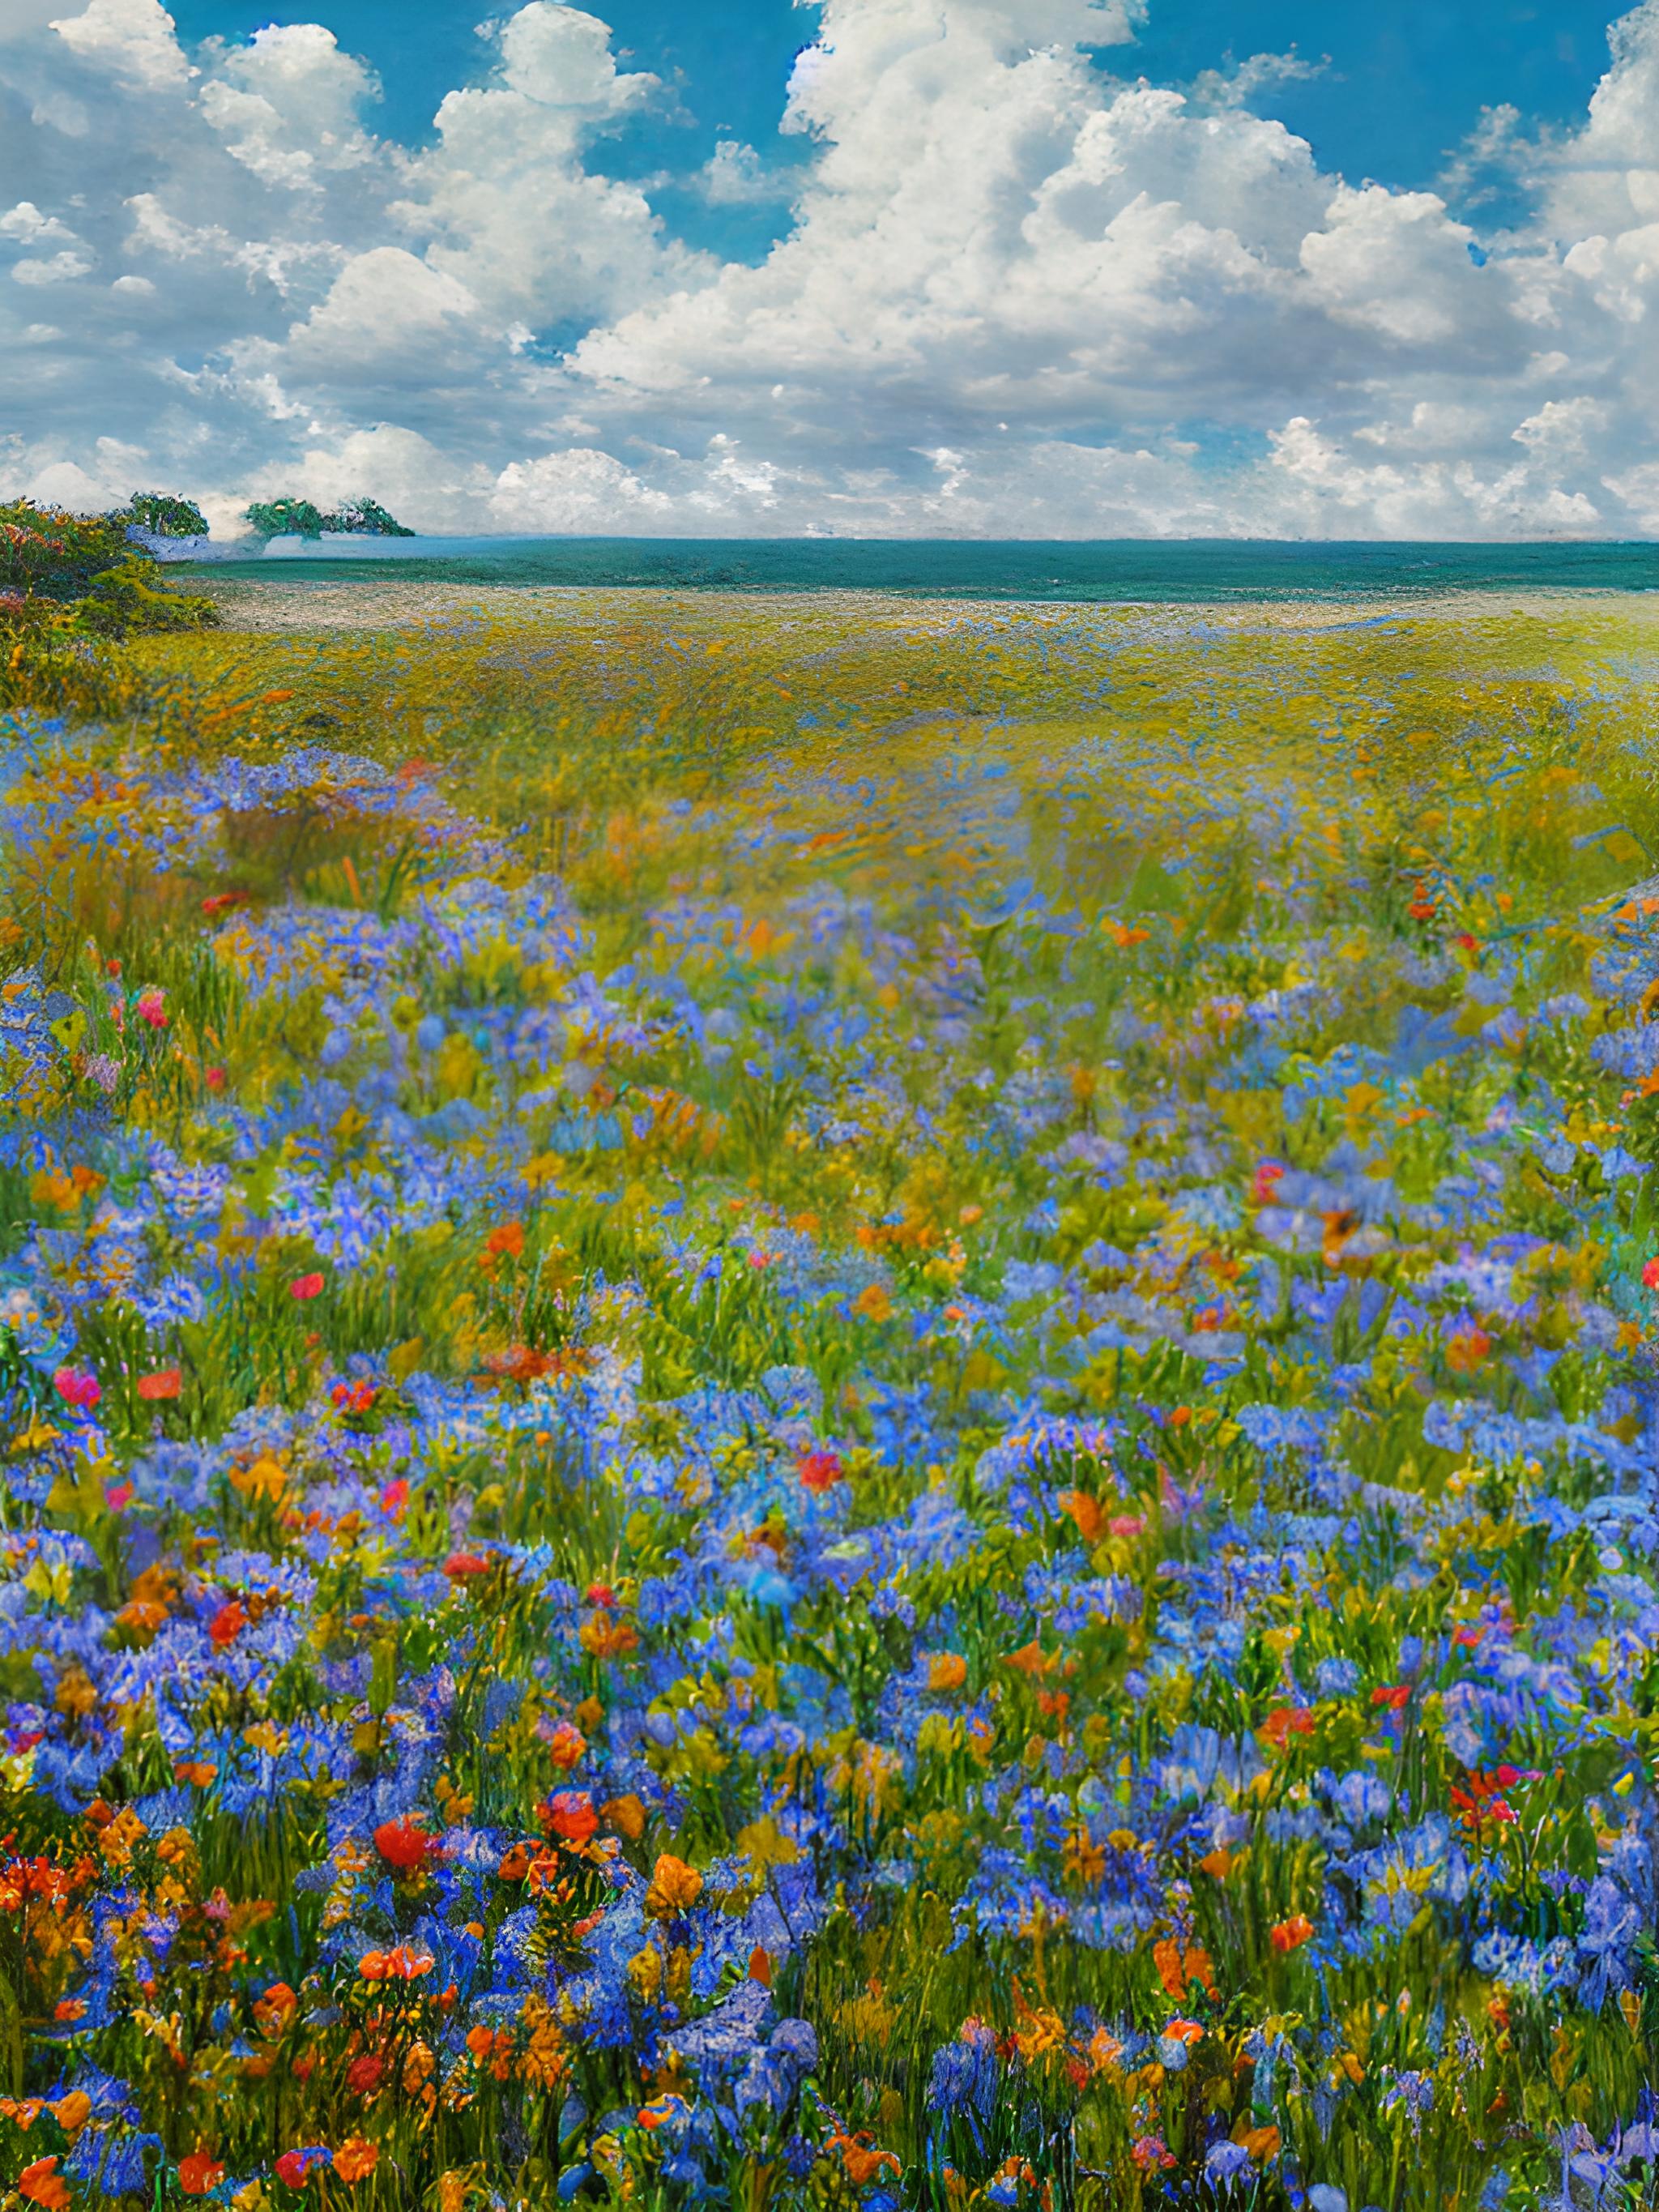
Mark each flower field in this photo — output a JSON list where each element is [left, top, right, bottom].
[[3, 591, 1659, 2210]]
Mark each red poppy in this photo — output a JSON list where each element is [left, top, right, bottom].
[[373, 1817, 431, 1873], [1371, 1684, 1412, 1711], [797, 1450, 843, 1493], [289, 1272, 326, 1301], [1260, 1704, 1315, 1749], [1250, 1159, 1286, 1205], [544, 1791, 597, 1843], [136, 1369, 181, 1400], [208, 1602, 246, 1648]]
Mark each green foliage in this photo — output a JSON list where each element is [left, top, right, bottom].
[[113, 489, 210, 537], [0, 495, 220, 711], [244, 493, 415, 538], [326, 496, 416, 536], [68, 553, 221, 639], [244, 495, 328, 540]]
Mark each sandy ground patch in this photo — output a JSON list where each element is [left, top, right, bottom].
[[177, 570, 1659, 642]]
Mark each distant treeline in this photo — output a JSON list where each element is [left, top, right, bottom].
[[107, 489, 416, 540], [242, 495, 415, 540]]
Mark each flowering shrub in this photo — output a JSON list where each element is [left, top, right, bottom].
[[1, 597, 1659, 2206], [0, 497, 220, 720]]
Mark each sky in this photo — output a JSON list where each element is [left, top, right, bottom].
[[2, 0, 1657, 539]]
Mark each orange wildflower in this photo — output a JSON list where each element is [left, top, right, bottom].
[[645, 1853, 702, 1919], [828, 2133, 902, 2187], [18, 2158, 70, 2210], [332, 2139, 379, 2184]]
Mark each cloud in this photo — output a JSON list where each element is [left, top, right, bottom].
[[11, 248, 96, 283], [701, 140, 781, 206], [1, 200, 80, 242], [1, 0, 1657, 535], [490, 445, 672, 528], [197, 23, 381, 190], [48, 0, 192, 92], [1188, 48, 1328, 113]]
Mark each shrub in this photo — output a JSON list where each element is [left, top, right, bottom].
[[0, 497, 132, 600], [244, 495, 329, 540], [114, 489, 211, 538], [325, 496, 416, 537], [0, 495, 220, 713], [70, 553, 220, 638], [245, 493, 415, 539]]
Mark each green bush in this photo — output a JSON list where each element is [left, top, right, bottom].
[[0, 495, 220, 712], [244, 495, 329, 540], [70, 552, 220, 638], [245, 493, 415, 539], [326, 496, 416, 536], [115, 489, 211, 537]]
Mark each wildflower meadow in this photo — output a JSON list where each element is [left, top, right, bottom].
[[2, 581, 1659, 2211]]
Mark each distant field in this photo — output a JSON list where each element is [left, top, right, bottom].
[[4, 593, 1659, 2208]]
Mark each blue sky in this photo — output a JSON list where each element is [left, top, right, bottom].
[[3, 0, 1657, 537], [164, 0, 1622, 240]]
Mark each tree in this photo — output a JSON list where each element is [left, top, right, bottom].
[[245, 494, 416, 539], [114, 490, 210, 537], [323, 497, 416, 537], [245, 497, 328, 540]]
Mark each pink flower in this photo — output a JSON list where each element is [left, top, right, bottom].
[[135, 988, 168, 1030], [52, 1366, 100, 1411], [104, 1482, 133, 1514]]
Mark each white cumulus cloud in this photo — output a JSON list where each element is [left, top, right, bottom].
[[0, 0, 1657, 536]]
